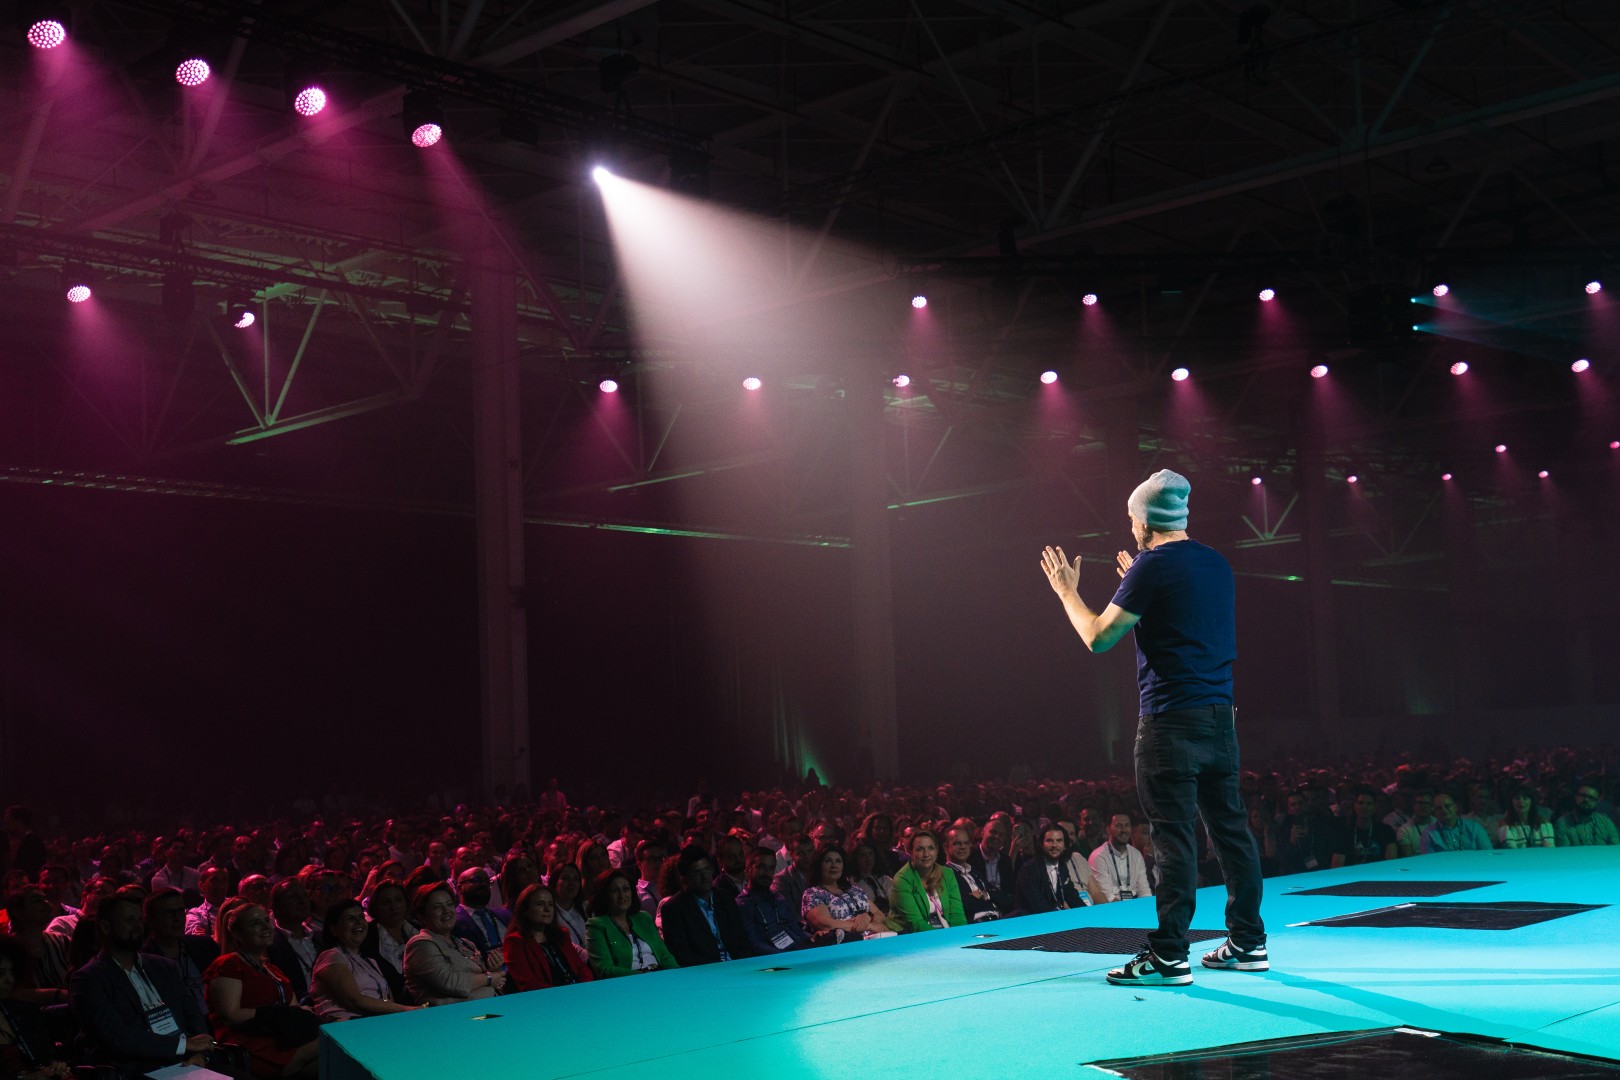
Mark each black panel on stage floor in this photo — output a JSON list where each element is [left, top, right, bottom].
[[964, 927, 1226, 953], [1288, 880, 1503, 897], [1296, 901, 1605, 930]]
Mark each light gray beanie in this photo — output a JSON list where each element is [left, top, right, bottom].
[[1128, 469, 1190, 531]]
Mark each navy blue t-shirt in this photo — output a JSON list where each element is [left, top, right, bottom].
[[1108, 538, 1236, 714]]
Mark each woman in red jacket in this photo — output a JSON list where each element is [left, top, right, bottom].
[[502, 885, 593, 992]]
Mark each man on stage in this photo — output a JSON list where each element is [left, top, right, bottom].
[[1039, 468, 1267, 986]]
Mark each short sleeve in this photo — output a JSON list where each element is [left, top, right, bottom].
[[1109, 552, 1153, 615]]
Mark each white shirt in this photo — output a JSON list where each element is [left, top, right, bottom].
[[1087, 842, 1151, 902], [152, 866, 201, 893]]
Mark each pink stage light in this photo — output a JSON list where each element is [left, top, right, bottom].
[[598, 378, 619, 394], [27, 19, 65, 49], [1039, 370, 1058, 385], [1494, 443, 1507, 453], [175, 58, 211, 87], [910, 295, 927, 310], [411, 123, 442, 148], [893, 375, 911, 388], [1538, 470, 1549, 479], [1171, 367, 1190, 382], [1346, 475, 1359, 484], [65, 284, 91, 303], [293, 86, 327, 117], [1258, 288, 1276, 302], [1611, 441, 1619, 450], [1431, 283, 1449, 298], [1449, 361, 1469, 376], [1251, 477, 1262, 486], [233, 310, 255, 329], [742, 377, 762, 391], [1441, 472, 1453, 481], [1586, 280, 1603, 295], [1081, 293, 1098, 307], [1572, 358, 1591, 373], [1310, 364, 1329, 379]]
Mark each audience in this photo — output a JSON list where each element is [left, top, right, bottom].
[[356, 881, 415, 1005], [1555, 782, 1619, 847], [585, 870, 677, 978], [1014, 825, 1088, 915], [1498, 788, 1554, 849], [801, 843, 878, 946], [1420, 794, 1493, 852], [203, 902, 319, 1078], [503, 884, 592, 991], [736, 848, 810, 955], [402, 884, 506, 1005], [656, 847, 752, 966], [888, 830, 964, 933], [310, 900, 418, 1020], [0, 941, 67, 1080]]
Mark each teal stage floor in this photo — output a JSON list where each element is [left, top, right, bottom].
[[321, 849, 1620, 1078]]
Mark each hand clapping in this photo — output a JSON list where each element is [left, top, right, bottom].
[[1040, 546, 1081, 595], [1115, 550, 1134, 579]]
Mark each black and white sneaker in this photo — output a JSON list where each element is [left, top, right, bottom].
[[1106, 949, 1193, 986], [1200, 940, 1270, 971]]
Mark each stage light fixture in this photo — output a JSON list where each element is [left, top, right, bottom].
[[284, 58, 327, 117], [893, 375, 911, 388], [1494, 443, 1507, 453], [1441, 472, 1453, 481], [175, 57, 211, 86], [1346, 475, 1359, 484], [598, 378, 619, 394], [911, 295, 927, 310], [1538, 470, 1549, 479], [1081, 293, 1099, 307], [1251, 477, 1262, 486], [1039, 370, 1058, 385], [1449, 361, 1469, 376], [1572, 358, 1591, 373], [1611, 440, 1619, 450], [1257, 288, 1276, 302], [1171, 367, 1190, 381], [1310, 364, 1329, 379], [62, 265, 92, 303], [1586, 280, 1603, 295], [1431, 283, 1449, 298], [22, 1, 69, 48], [742, 377, 762, 391], [26, 18, 63, 48], [403, 91, 444, 148], [231, 305, 255, 329]]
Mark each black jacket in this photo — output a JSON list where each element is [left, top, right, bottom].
[[657, 891, 753, 967], [967, 851, 1016, 912], [68, 951, 207, 1076], [1013, 858, 1086, 916]]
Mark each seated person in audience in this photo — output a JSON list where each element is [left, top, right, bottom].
[[1075, 808, 1108, 860], [502, 884, 592, 991], [658, 846, 752, 967], [1555, 782, 1619, 847], [0, 941, 68, 1080], [585, 870, 678, 978], [1498, 787, 1555, 849], [69, 890, 214, 1078], [264, 881, 317, 1003], [801, 844, 877, 946], [498, 854, 541, 916], [632, 840, 668, 917], [1007, 821, 1036, 878], [150, 841, 200, 897], [888, 830, 964, 933], [1420, 794, 1493, 852], [968, 819, 1015, 914], [1014, 825, 1088, 914], [140, 888, 220, 1021], [451, 868, 510, 956], [186, 868, 231, 940], [711, 835, 749, 903], [1088, 815, 1152, 903], [1394, 791, 1435, 857], [35, 868, 78, 932], [944, 826, 999, 922], [302, 869, 348, 943], [548, 864, 590, 946], [310, 900, 418, 1021], [403, 884, 507, 1005], [1, 889, 70, 1006], [771, 835, 816, 918], [846, 842, 894, 916], [736, 848, 810, 955], [203, 902, 319, 1079], [2, 810, 47, 883], [575, 841, 612, 888], [1344, 787, 1398, 864], [357, 881, 415, 1005], [237, 875, 273, 910]]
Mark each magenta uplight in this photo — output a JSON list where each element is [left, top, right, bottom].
[[910, 295, 927, 310], [411, 123, 442, 148], [1538, 470, 1550, 479], [65, 284, 91, 303], [1346, 474, 1359, 484], [742, 377, 762, 391], [1310, 364, 1329, 379], [1081, 293, 1098, 307], [1171, 367, 1190, 382], [175, 58, 211, 87], [598, 378, 619, 394], [1039, 370, 1058, 385], [27, 19, 65, 48], [1258, 288, 1276, 302], [1251, 476, 1262, 486], [1572, 358, 1591, 373], [1586, 280, 1603, 295], [1431, 283, 1449, 298], [1441, 472, 1453, 481], [1611, 440, 1619, 450], [893, 374, 911, 388], [1449, 361, 1469, 376], [233, 310, 255, 329], [293, 86, 327, 117], [1494, 443, 1507, 453]]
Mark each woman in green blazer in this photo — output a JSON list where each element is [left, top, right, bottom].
[[887, 830, 965, 933], [585, 869, 679, 978]]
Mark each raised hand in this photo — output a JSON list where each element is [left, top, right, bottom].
[[1041, 546, 1081, 595], [1115, 550, 1134, 579]]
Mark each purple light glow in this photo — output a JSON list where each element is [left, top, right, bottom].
[[599, 378, 619, 394], [411, 123, 442, 148], [1586, 280, 1603, 295], [233, 310, 255, 329], [1310, 364, 1329, 379], [1039, 370, 1058, 385], [1432, 284, 1449, 298], [1441, 472, 1453, 481], [911, 295, 927, 310], [1171, 367, 1190, 382], [1346, 475, 1359, 484], [1572, 358, 1591, 373], [893, 374, 911, 388], [175, 58, 211, 87], [65, 284, 91, 303], [1538, 470, 1550, 479], [1494, 443, 1507, 453], [742, 377, 762, 391], [1081, 293, 1098, 306], [1449, 361, 1469, 376], [27, 20, 65, 49], [293, 86, 327, 117], [1258, 288, 1276, 302], [1611, 441, 1619, 450], [1251, 477, 1262, 486]]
